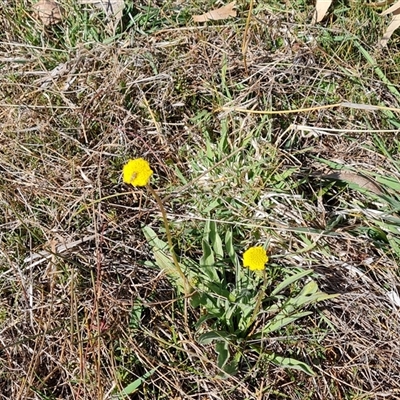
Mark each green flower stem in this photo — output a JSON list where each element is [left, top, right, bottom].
[[147, 184, 192, 297], [248, 270, 267, 330]]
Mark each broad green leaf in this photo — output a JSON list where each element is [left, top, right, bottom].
[[216, 341, 230, 369], [195, 311, 218, 327], [203, 198, 221, 213], [203, 219, 211, 240], [237, 305, 255, 331], [192, 292, 222, 316], [218, 118, 229, 153], [221, 360, 238, 376], [206, 282, 231, 299], [224, 303, 236, 328], [205, 137, 214, 159], [298, 280, 318, 296]]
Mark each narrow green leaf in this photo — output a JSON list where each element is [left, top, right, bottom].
[[269, 355, 315, 376], [142, 226, 185, 293], [117, 368, 158, 398], [198, 330, 232, 345], [173, 166, 188, 185], [270, 270, 314, 297], [200, 239, 219, 281], [129, 299, 143, 330], [225, 230, 242, 288], [200, 239, 215, 267], [375, 175, 400, 192], [225, 230, 238, 264], [209, 220, 224, 259], [261, 312, 312, 335], [291, 292, 339, 308], [387, 234, 400, 258]]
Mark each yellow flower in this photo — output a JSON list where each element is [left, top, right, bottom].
[[122, 158, 153, 187], [243, 246, 268, 271]]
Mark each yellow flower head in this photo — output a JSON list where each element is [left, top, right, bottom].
[[122, 158, 153, 187], [243, 246, 268, 271]]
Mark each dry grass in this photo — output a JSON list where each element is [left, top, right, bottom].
[[1, 1, 400, 399]]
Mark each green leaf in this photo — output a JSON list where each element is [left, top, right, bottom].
[[261, 312, 312, 335], [299, 280, 318, 296], [116, 368, 158, 398], [203, 198, 221, 213], [206, 137, 215, 160], [225, 230, 239, 268], [270, 270, 314, 297], [195, 311, 218, 327], [199, 234, 220, 281], [215, 342, 239, 378], [209, 220, 224, 259], [142, 226, 185, 294], [387, 234, 400, 258], [376, 175, 400, 192], [221, 360, 238, 376], [225, 230, 234, 255], [216, 341, 230, 369], [268, 354, 315, 376], [288, 281, 339, 309], [173, 166, 187, 185], [129, 299, 143, 330], [192, 292, 223, 317], [206, 282, 231, 299], [200, 238, 215, 267], [198, 330, 232, 345], [292, 292, 338, 309]]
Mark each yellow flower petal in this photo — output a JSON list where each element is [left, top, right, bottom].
[[122, 158, 153, 187], [243, 246, 268, 271]]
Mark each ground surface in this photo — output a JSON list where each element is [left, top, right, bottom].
[[1, 1, 400, 399]]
